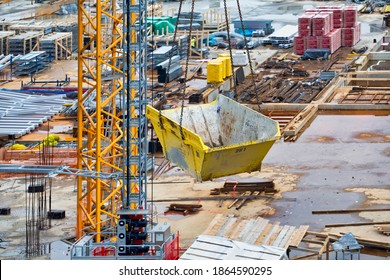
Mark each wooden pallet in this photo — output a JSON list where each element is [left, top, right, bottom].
[[204, 215, 308, 249]]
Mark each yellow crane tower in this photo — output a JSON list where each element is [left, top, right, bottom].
[[76, 0, 124, 241], [73, 0, 178, 259]]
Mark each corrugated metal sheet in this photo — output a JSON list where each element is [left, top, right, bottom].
[[180, 235, 288, 260], [0, 89, 68, 137]]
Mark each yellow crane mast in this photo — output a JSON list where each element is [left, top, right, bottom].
[[76, 0, 124, 241]]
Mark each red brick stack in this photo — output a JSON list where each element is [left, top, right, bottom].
[[294, 6, 361, 55]]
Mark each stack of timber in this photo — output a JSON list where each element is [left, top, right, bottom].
[[211, 180, 276, 195], [8, 21, 53, 35], [39, 32, 72, 60], [0, 31, 15, 55], [8, 31, 42, 55], [12, 51, 51, 76], [203, 214, 309, 249], [164, 203, 202, 216]]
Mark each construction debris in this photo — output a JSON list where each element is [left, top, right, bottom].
[[376, 226, 390, 236], [211, 180, 276, 195], [164, 203, 202, 216]]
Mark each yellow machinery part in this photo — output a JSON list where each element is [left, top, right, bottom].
[[146, 94, 280, 181], [207, 59, 224, 83], [217, 54, 233, 76]]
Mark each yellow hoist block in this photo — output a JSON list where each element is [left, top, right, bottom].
[[207, 59, 224, 83], [146, 94, 281, 181]]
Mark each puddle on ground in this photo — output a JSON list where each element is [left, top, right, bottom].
[[298, 115, 390, 143], [354, 132, 390, 143]]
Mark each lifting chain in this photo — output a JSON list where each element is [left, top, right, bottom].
[[159, 0, 184, 129], [158, 0, 261, 140], [178, 0, 196, 140], [223, 0, 237, 97]]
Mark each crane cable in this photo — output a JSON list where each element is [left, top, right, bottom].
[[158, 0, 184, 129], [160, 0, 261, 140], [222, 0, 237, 97], [234, 0, 262, 112], [178, 0, 196, 140]]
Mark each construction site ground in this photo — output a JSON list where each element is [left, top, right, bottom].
[[0, 0, 390, 260]]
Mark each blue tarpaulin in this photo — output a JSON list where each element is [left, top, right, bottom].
[[302, 48, 331, 60]]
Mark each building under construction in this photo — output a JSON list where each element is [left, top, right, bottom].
[[0, 0, 389, 262]]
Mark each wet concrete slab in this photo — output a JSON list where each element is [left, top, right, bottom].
[[263, 115, 390, 231]]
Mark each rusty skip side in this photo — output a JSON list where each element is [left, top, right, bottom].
[[146, 94, 281, 181]]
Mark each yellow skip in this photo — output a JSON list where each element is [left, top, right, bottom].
[[146, 95, 280, 181]]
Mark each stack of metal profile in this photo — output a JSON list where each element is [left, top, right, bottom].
[[149, 35, 189, 61], [39, 32, 72, 60], [148, 45, 179, 69], [8, 31, 42, 55], [0, 54, 22, 72], [0, 89, 67, 138], [155, 55, 183, 83], [176, 11, 204, 28], [12, 51, 52, 76]]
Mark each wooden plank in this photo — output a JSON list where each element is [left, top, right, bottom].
[[312, 208, 390, 214], [227, 192, 247, 209], [288, 225, 310, 247], [263, 224, 282, 246], [246, 218, 269, 244], [280, 226, 298, 249], [292, 252, 320, 260], [242, 217, 264, 244], [271, 226, 289, 247], [229, 220, 248, 241], [203, 213, 224, 235], [273, 226, 296, 248], [325, 221, 390, 227], [237, 219, 256, 242], [318, 236, 330, 260], [216, 216, 236, 237], [223, 218, 240, 238], [255, 223, 274, 245], [235, 191, 253, 210], [307, 231, 390, 250]]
